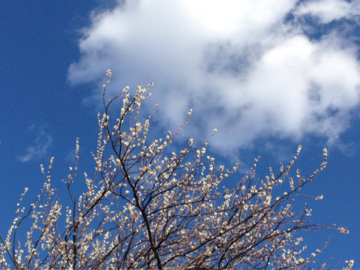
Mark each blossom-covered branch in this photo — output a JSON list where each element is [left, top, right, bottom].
[[0, 70, 353, 270]]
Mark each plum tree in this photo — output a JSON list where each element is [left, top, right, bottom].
[[0, 70, 353, 270]]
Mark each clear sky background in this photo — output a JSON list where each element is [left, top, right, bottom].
[[1, 0, 360, 268]]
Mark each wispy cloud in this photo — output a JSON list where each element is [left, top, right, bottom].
[[18, 125, 53, 163], [68, 0, 360, 154], [65, 149, 76, 163], [294, 0, 360, 24]]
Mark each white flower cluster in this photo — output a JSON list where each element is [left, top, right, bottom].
[[0, 72, 353, 270]]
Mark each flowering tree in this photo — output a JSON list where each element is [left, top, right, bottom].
[[0, 70, 354, 269]]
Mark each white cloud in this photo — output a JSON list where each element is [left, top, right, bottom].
[[18, 125, 52, 163], [68, 0, 360, 154], [294, 0, 360, 24]]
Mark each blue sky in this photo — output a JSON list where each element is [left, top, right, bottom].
[[1, 0, 360, 268]]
